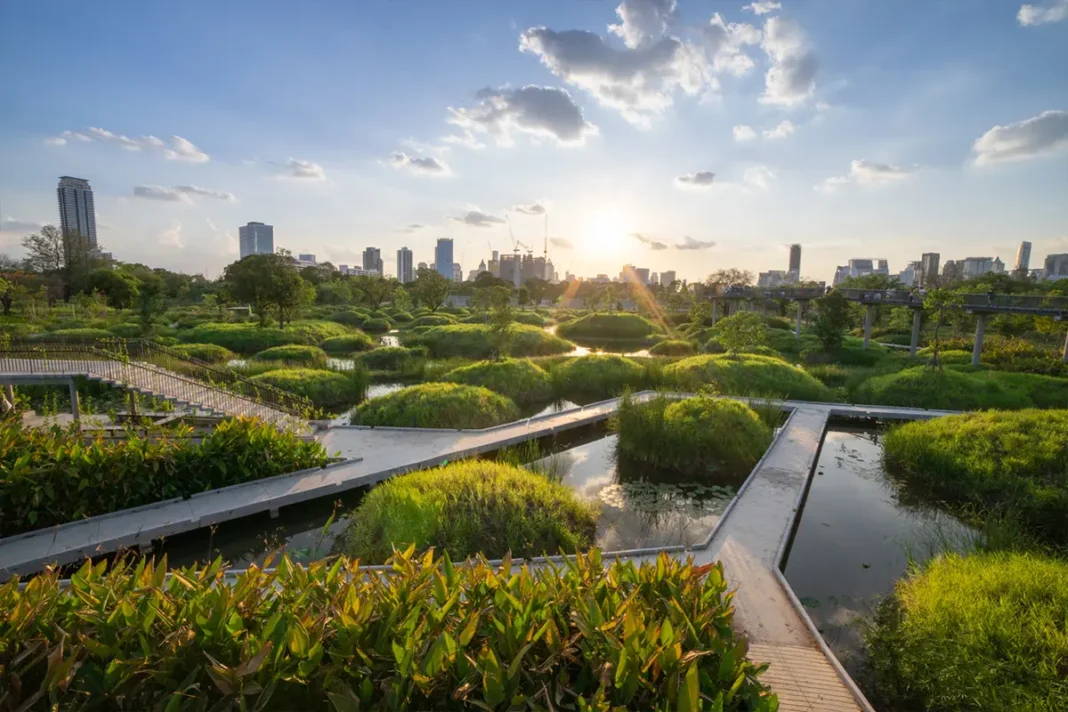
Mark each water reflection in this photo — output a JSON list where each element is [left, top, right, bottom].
[[544, 325, 652, 358]]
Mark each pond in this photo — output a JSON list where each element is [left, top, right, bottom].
[[782, 427, 976, 685], [544, 325, 652, 358]]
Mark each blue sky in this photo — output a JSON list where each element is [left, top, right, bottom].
[[1, 0, 1066, 282]]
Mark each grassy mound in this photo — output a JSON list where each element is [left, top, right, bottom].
[[357, 346, 425, 372], [649, 339, 697, 356], [169, 343, 235, 363], [108, 322, 144, 338], [513, 311, 548, 326], [327, 309, 367, 327], [352, 382, 519, 429], [28, 327, 112, 342], [253, 344, 327, 367], [249, 368, 366, 409], [665, 354, 833, 401], [976, 370, 1068, 409], [883, 410, 1068, 544], [389, 310, 412, 322], [342, 461, 597, 562], [613, 395, 772, 477], [853, 366, 1028, 410], [179, 321, 352, 354], [319, 332, 374, 355], [868, 551, 1068, 711], [403, 324, 573, 359], [552, 355, 646, 401], [407, 314, 456, 328], [557, 312, 659, 343], [361, 317, 392, 332], [443, 358, 553, 405]]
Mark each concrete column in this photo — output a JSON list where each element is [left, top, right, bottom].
[[68, 379, 80, 423], [129, 390, 138, 418], [862, 304, 873, 349], [795, 302, 803, 338], [1, 384, 14, 414], [910, 309, 923, 357], [972, 313, 986, 367], [1062, 328, 1067, 364], [710, 300, 718, 326]]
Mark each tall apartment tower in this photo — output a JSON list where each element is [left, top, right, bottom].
[[1014, 241, 1032, 276], [362, 247, 383, 275], [57, 176, 98, 248], [435, 238, 454, 279], [238, 222, 274, 259], [788, 243, 801, 281], [920, 252, 940, 287], [397, 247, 414, 283]]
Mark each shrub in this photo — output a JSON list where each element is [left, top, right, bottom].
[[179, 321, 351, 354], [27, 327, 112, 342], [763, 315, 794, 331], [327, 309, 367, 328], [665, 354, 833, 401], [852, 367, 1028, 410], [976, 370, 1068, 409], [108, 322, 143, 338], [613, 395, 772, 477], [408, 314, 456, 328], [557, 312, 659, 342], [357, 346, 425, 372], [254, 344, 328, 367], [711, 312, 766, 355], [362, 317, 391, 332], [444, 358, 553, 405], [0, 418, 327, 536], [649, 339, 696, 356], [552, 355, 646, 401], [868, 551, 1068, 711], [404, 324, 573, 359], [170, 342, 235, 363], [390, 310, 413, 323], [250, 368, 366, 409], [883, 410, 1068, 543], [802, 336, 893, 367], [513, 311, 547, 326], [343, 461, 597, 562], [319, 332, 375, 355], [353, 382, 519, 429]]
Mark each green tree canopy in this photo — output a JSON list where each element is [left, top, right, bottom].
[[410, 268, 451, 312]]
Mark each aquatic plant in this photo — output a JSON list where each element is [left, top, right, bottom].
[[351, 382, 519, 429], [443, 358, 553, 405]]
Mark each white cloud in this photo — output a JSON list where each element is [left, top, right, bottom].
[[448, 85, 598, 146], [441, 130, 486, 149], [676, 236, 716, 250], [133, 185, 235, 202], [163, 136, 210, 163], [743, 165, 776, 189], [1017, 0, 1068, 25], [206, 218, 238, 256], [158, 220, 184, 248], [549, 237, 574, 249], [609, 0, 676, 49], [49, 127, 210, 162], [972, 110, 1068, 165], [397, 223, 427, 233], [631, 232, 669, 250], [817, 159, 918, 191], [388, 151, 450, 175], [674, 170, 716, 188], [733, 124, 757, 142], [1, 216, 46, 234], [759, 17, 817, 106], [447, 209, 506, 228], [511, 202, 548, 215], [743, 1, 782, 14], [702, 13, 762, 77], [763, 119, 796, 139], [278, 158, 326, 180]]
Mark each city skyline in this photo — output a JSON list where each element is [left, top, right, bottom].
[[1, 0, 1066, 281]]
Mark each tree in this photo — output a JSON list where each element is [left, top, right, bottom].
[[88, 269, 141, 309], [706, 269, 754, 291], [479, 286, 514, 359], [267, 257, 315, 328], [524, 278, 549, 306], [137, 274, 165, 335], [0, 271, 39, 316], [924, 288, 962, 371], [315, 280, 352, 306], [714, 312, 765, 356], [20, 225, 102, 301], [74, 290, 108, 319], [391, 285, 412, 312], [410, 268, 451, 312], [224, 250, 313, 327], [354, 276, 395, 310], [812, 290, 851, 352], [517, 285, 530, 309]]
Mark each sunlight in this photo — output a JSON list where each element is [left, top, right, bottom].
[[583, 212, 626, 253]]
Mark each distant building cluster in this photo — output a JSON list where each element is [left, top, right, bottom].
[[758, 244, 803, 287]]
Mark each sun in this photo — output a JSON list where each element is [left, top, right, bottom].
[[584, 212, 626, 253]]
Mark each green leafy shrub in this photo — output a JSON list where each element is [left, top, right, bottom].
[[0, 418, 327, 536], [250, 368, 367, 409], [27, 327, 112, 342], [170, 343, 235, 363], [763, 315, 794, 331], [357, 346, 425, 372], [513, 311, 547, 326], [920, 336, 1067, 377], [327, 309, 367, 328], [108, 322, 143, 338], [254, 344, 328, 367], [408, 314, 456, 328], [649, 339, 696, 356], [802, 336, 893, 367], [390, 310, 413, 323], [665, 354, 833, 401], [557, 312, 659, 342], [710, 312, 766, 355], [319, 332, 375, 355], [883, 410, 1068, 544], [443, 358, 553, 405], [868, 551, 1068, 711], [353, 382, 519, 428], [343, 461, 598, 562], [179, 321, 351, 354], [552, 355, 646, 401], [976, 370, 1068, 409], [403, 324, 573, 359], [362, 317, 392, 332], [853, 367, 1028, 410]]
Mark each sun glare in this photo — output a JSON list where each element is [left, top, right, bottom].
[[585, 212, 626, 253]]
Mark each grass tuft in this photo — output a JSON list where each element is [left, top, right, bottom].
[[352, 382, 519, 429]]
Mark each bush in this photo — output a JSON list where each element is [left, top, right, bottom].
[[977, 370, 1068, 409], [108, 322, 143, 338], [390, 310, 413, 323], [557, 312, 659, 342], [0, 418, 327, 536], [319, 332, 375, 355], [343, 460, 597, 562], [407, 314, 456, 328], [513, 311, 547, 326], [710, 312, 766, 354], [883, 410, 1068, 543], [250, 368, 366, 409], [649, 339, 696, 356], [853, 367, 1028, 410], [357, 346, 425, 372], [170, 342, 235, 363], [327, 309, 367, 328], [180, 321, 351, 354], [27, 327, 112, 342], [353, 382, 519, 429], [802, 337, 893, 368], [254, 344, 328, 367], [763, 315, 794, 331], [444, 358, 553, 405], [665, 354, 833, 401], [552, 355, 646, 401], [362, 317, 392, 332], [613, 395, 772, 477], [403, 324, 574, 359], [868, 551, 1068, 711]]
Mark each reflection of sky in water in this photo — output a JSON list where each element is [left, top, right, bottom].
[[783, 429, 976, 679]]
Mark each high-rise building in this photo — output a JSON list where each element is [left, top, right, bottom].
[[831, 258, 890, 285], [1044, 253, 1068, 279], [397, 247, 414, 283], [960, 256, 1004, 279], [57, 176, 98, 248], [362, 247, 383, 275], [920, 252, 940, 287], [1014, 241, 1032, 276], [298, 253, 316, 264], [435, 238, 454, 279], [417, 261, 428, 271], [452, 263, 462, 283], [660, 270, 677, 287], [788, 243, 801, 281], [635, 267, 650, 285], [758, 270, 789, 288], [897, 260, 922, 287], [238, 222, 274, 259]]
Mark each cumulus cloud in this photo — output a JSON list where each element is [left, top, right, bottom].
[[448, 85, 597, 146], [972, 110, 1068, 165], [389, 151, 450, 175], [743, 1, 782, 14], [549, 237, 574, 249], [278, 158, 326, 180], [760, 17, 817, 106], [609, 0, 676, 49], [817, 159, 918, 191], [158, 220, 184, 248], [1, 216, 46, 234], [397, 223, 426, 233], [163, 136, 210, 163], [511, 202, 547, 215], [206, 217, 238, 256], [743, 165, 776, 189], [133, 185, 235, 202], [447, 209, 506, 228], [48, 127, 209, 162], [763, 119, 795, 139], [702, 13, 762, 77], [677, 236, 716, 250], [1018, 0, 1068, 25], [630, 232, 669, 250], [674, 170, 716, 188], [733, 124, 757, 142]]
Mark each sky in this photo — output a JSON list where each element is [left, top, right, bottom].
[[1, 0, 1066, 283]]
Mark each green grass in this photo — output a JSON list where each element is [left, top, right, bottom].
[[803, 336, 896, 367], [665, 354, 834, 401], [361, 317, 392, 332], [649, 339, 696, 356], [253, 344, 328, 367], [27, 327, 113, 342], [342, 460, 597, 563], [319, 332, 374, 355], [407, 314, 457, 328], [249, 367, 367, 409], [179, 321, 353, 354], [356, 346, 425, 373], [883, 410, 1068, 544], [556, 312, 660, 342], [169, 342, 235, 363], [389, 310, 412, 322], [108, 322, 144, 338], [867, 551, 1068, 711], [443, 358, 553, 405], [550, 355, 646, 401], [352, 382, 520, 429], [326, 309, 367, 328], [853, 366, 1030, 410], [612, 395, 772, 478], [402, 323, 574, 359]]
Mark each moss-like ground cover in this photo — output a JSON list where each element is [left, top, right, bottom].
[[403, 324, 573, 359], [253, 344, 328, 367], [550, 355, 646, 401], [318, 332, 375, 355], [557, 312, 659, 341], [665, 354, 833, 401], [443, 358, 553, 405], [249, 368, 366, 409], [351, 382, 519, 429], [169, 342, 235, 363]]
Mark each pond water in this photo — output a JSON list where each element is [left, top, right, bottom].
[[782, 428, 976, 682], [544, 325, 652, 357]]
